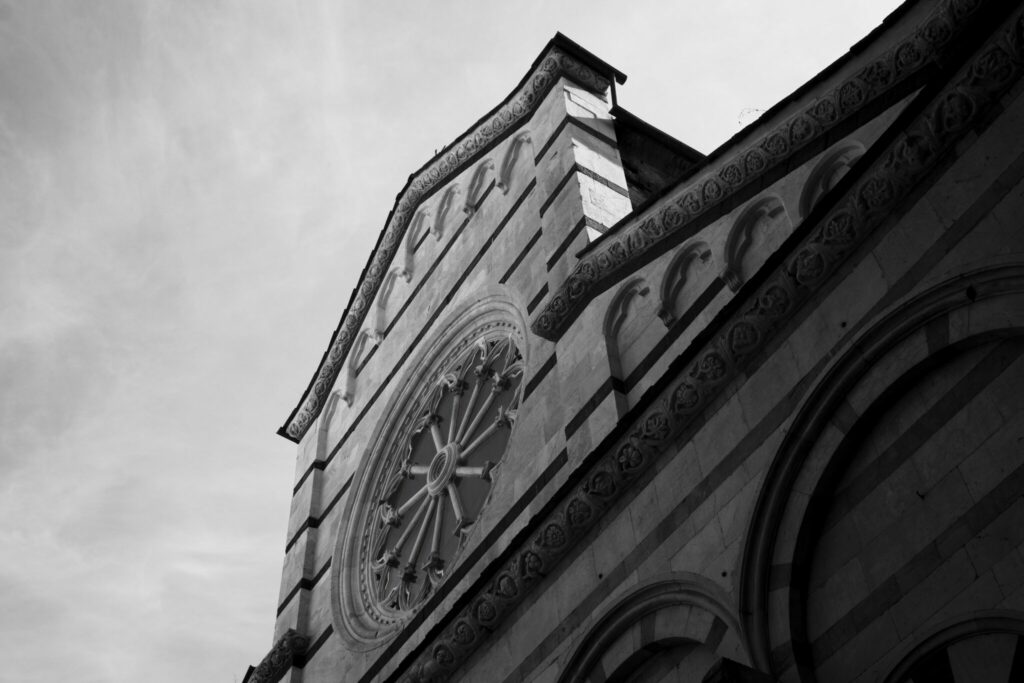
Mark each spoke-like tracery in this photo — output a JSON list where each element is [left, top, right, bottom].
[[368, 336, 523, 613]]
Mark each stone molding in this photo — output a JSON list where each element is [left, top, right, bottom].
[[531, 0, 992, 341], [243, 629, 309, 683], [556, 573, 744, 683], [280, 39, 617, 442], [395, 5, 1024, 680]]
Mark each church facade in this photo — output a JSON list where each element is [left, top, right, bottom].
[[246, 1, 1024, 680]]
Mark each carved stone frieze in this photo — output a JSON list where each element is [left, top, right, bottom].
[[398, 5, 1024, 680], [281, 46, 613, 441], [244, 629, 309, 683], [531, 0, 991, 341]]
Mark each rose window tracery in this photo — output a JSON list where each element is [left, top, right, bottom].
[[366, 335, 523, 614]]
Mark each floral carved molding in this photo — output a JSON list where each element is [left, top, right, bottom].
[[531, 0, 993, 341], [245, 629, 309, 683], [399, 3, 1024, 680], [280, 45, 613, 442]]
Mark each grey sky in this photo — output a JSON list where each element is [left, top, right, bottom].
[[0, 1, 899, 680]]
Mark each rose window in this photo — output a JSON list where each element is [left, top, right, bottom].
[[367, 335, 523, 613]]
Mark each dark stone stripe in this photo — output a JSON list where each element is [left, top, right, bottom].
[[276, 558, 332, 617], [501, 341, 828, 683], [413, 224, 430, 253], [623, 278, 726, 391], [285, 476, 352, 552], [292, 460, 326, 495], [293, 624, 333, 669], [706, 616, 729, 652], [500, 227, 543, 284], [576, 163, 629, 198], [547, 216, 588, 270], [382, 181, 498, 341], [527, 283, 549, 315], [564, 376, 615, 439], [539, 163, 625, 219], [795, 456, 1024, 666], [534, 116, 619, 166], [358, 448, 569, 682], [467, 180, 496, 213], [356, 343, 377, 375], [539, 164, 578, 219], [291, 180, 536, 494], [824, 339, 1024, 532], [523, 353, 557, 402]]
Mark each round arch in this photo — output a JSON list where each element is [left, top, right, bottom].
[[740, 263, 1024, 680], [883, 611, 1024, 683], [558, 573, 749, 683]]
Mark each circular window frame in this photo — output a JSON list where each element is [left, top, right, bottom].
[[331, 295, 527, 651]]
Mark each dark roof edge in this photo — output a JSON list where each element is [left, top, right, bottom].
[[550, 32, 628, 86], [610, 105, 706, 163], [580, 0, 914, 257]]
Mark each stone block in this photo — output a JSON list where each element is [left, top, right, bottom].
[[693, 395, 750, 478], [957, 418, 1023, 503], [815, 611, 899, 683], [806, 557, 870, 640], [891, 548, 976, 638], [965, 496, 1024, 576]]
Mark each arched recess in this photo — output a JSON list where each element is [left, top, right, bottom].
[[497, 132, 532, 194], [722, 195, 791, 292], [658, 240, 712, 326], [604, 277, 658, 406], [464, 159, 496, 215], [402, 210, 431, 279], [374, 267, 408, 335], [740, 264, 1024, 683], [434, 185, 461, 241], [557, 573, 751, 683], [799, 141, 865, 219], [316, 391, 343, 461], [883, 611, 1024, 683], [342, 328, 381, 407]]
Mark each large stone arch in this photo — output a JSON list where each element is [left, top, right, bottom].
[[740, 264, 1024, 682], [558, 573, 749, 683], [882, 610, 1024, 683]]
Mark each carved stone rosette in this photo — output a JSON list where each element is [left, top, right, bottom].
[[332, 299, 527, 652]]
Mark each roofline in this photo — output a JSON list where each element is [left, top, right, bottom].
[[579, 0, 913, 258], [279, 34, 627, 442]]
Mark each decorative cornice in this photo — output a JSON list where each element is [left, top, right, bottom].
[[531, 0, 989, 341], [243, 629, 309, 683], [397, 2, 1024, 679], [280, 36, 620, 442]]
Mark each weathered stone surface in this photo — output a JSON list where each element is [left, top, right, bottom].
[[252, 2, 1024, 682]]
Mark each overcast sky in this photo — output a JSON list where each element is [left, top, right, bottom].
[[0, 1, 902, 681]]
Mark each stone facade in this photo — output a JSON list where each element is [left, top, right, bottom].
[[248, 1, 1024, 681]]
